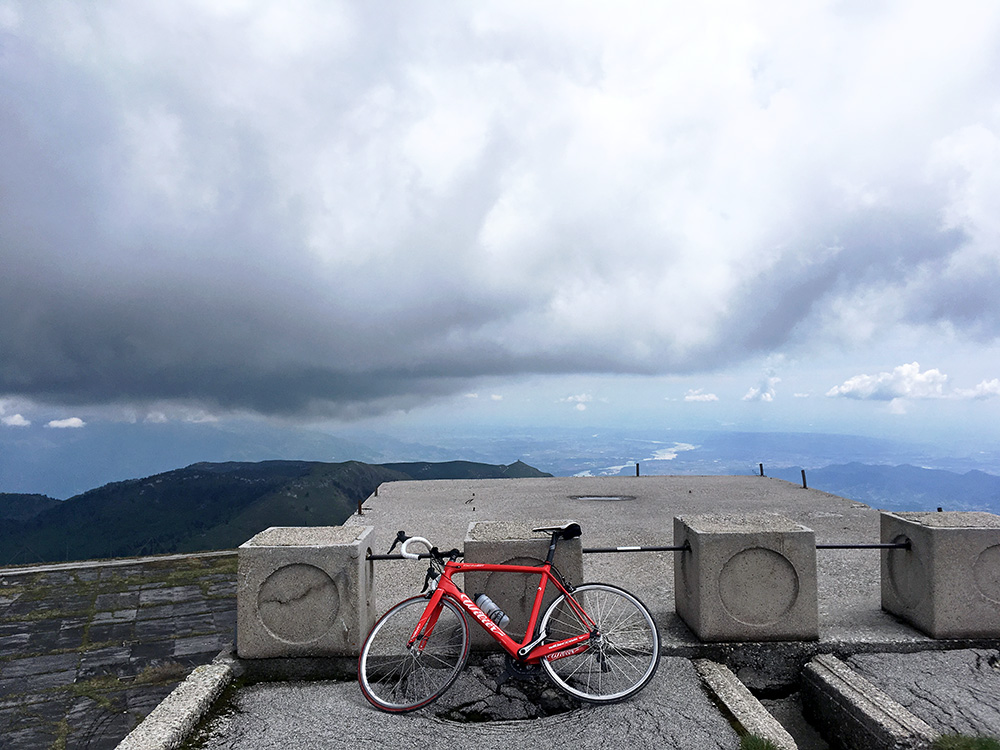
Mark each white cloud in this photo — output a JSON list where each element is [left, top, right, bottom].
[[954, 378, 1000, 400], [46, 417, 86, 429], [684, 389, 719, 402], [2, 413, 30, 427], [182, 410, 219, 424], [559, 393, 594, 411], [743, 375, 780, 402], [826, 362, 948, 401], [490, 394, 503, 401]]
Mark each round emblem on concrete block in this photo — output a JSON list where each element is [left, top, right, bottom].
[[887, 535, 928, 608], [257, 563, 340, 644], [974, 544, 1000, 604], [718, 547, 798, 626]]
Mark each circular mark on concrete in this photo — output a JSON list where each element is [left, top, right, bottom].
[[718, 548, 798, 626], [974, 544, 1000, 604], [886, 535, 927, 609], [258, 563, 339, 644]]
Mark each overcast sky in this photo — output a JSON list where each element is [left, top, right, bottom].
[[2, 1, 999, 450]]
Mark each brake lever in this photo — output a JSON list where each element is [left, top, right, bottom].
[[419, 547, 445, 593], [386, 530, 409, 554]]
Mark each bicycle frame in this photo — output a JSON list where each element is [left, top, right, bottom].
[[407, 559, 596, 664]]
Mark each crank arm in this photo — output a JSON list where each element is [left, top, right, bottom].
[[517, 629, 548, 660]]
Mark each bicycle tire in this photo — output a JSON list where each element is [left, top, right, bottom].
[[358, 595, 470, 712], [538, 582, 660, 703]]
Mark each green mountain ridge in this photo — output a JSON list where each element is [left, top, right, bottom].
[[0, 459, 551, 566]]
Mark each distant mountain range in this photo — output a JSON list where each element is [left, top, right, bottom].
[[0, 459, 549, 566], [5, 419, 999, 501], [770, 463, 1000, 514]]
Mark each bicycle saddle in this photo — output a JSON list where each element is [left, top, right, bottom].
[[532, 522, 582, 540]]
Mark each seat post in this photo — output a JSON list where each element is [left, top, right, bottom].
[[545, 532, 559, 564]]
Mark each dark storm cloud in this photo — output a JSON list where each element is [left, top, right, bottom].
[[2, 1, 999, 418]]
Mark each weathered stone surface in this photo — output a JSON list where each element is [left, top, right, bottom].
[[881, 510, 1000, 638], [802, 654, 939, 750], [0, 554, 237, 750], [847, 649, 1000, 738]]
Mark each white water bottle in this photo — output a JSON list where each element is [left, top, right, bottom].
[[475, 593, 510, 629]]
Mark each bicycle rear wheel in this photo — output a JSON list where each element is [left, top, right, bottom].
[[538, 582, 660, 703], [358, 595, 470, 712]]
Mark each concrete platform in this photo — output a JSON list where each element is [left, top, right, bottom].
[[170, 476, 1000, 750]]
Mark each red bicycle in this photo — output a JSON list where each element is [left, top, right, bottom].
[[358, 523, 660, 712]]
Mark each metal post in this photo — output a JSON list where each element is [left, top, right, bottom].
[[801, 469, 808, 489], [759, 463, 764, 477]]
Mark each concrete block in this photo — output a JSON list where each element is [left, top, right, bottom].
[[237, 526, 375, 658], [463, 521, 583, 650], [674, 512, 818, 642], [881, 510, 1000, 638]]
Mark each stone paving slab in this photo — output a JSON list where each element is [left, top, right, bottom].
[[0, 554, 238, 750]]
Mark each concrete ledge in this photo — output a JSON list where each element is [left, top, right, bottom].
[[116, 654, 235, 750], [801, 653, 939, 750], [694, 659, 797, 750]]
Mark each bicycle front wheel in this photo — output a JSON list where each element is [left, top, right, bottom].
[[538, 583, 660, 703], [358, 595, 470, 712]]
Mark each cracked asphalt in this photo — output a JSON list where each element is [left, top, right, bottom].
[[186, 656, 740, 750], [846, 649, 1000, 738]]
